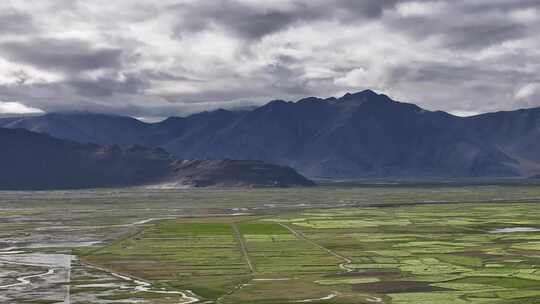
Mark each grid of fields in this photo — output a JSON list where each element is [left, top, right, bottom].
[[239, 222, 342, 274], [82, 220, 251, 299], [82, 203, 540, 304], [282, 204, 540, 304]]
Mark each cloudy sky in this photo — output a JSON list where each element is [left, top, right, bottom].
[[0, 0, 539, 119]]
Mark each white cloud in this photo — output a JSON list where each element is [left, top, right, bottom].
[[395, 1, 443, 18], [510, 8, 538, 23], [334, 68, 378, 88], [515, 83, 539, 100], [0, 101, 44, 114]]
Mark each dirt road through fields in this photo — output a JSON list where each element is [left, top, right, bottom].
[[278, 223, 354, 272]]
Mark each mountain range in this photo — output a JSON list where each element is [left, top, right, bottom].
[[0, 128, 314, 190], [3, 89, 540, 178]]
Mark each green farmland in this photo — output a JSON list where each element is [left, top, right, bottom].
[[3, 184, 540, 303], [82, 202, 540, 304]]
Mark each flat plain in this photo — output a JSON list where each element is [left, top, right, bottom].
[[2, 182, 540, 303]]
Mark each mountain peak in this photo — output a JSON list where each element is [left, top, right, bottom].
[[338, 89, 395, 106], [264, 99, 291, 107], [343, 89, 379, 98], [297, 96, 324, 104], [295, 90, 382, 105]]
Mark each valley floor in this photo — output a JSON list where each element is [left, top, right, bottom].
[[2, 185, 540, 303]]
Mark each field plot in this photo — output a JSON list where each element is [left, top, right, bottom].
[[82, 220, 251, 300], [238, 222, 342, 274], [83, 203, 540, 304]]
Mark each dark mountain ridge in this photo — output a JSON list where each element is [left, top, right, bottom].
[[4, 90, 540, 178], [0, 128, 314, 190], [0, 128, 170, 190]]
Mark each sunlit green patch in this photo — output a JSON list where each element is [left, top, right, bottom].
[[349, 264, 401, 269], [512, 269, 540, 281], [238, 222, 290, 234], [347, 233, 420, 242], [435, 254, 483, 267], [366, 250, 413, 257], [484, 264, 505, 268], [431, 282, 504, 291], [292, 220, 381, 228], [511, 242, 540, 251], [243, 234, 297, 242], [390, 291, 495, 304], [403, 274, 465, 283], [503, 290, 540, 299], [372, 257, 399, 264], [315, 277, 380, 285], [292, 219, 411, 229], [448, 276, 540, 289], [261, 217, 309, 223]]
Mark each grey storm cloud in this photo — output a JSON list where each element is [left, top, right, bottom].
[[384, 2, 533, 50], [68, 73, 149, 97], [171, 0, 402, 40], [0, 10, 36, 35], [462, 0, 540, 13], [0, 0, 538, 118], [0, 38, 124, 74]]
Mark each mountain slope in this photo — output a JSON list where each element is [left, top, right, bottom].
[[0, 128, 314, 190], [0, 128, 172, 190], [157, 91, 521, 177], [3, 112, 149, 146], [459, 108, 540, 176], [167, 159, 315, 188], [3, 90, 539, 178]]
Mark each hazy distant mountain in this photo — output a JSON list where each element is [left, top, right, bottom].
[[4, 90, 540, 178], [1, 112, 149, 146], [0, 128, 314, 190], [459, 108, 540, 176]]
